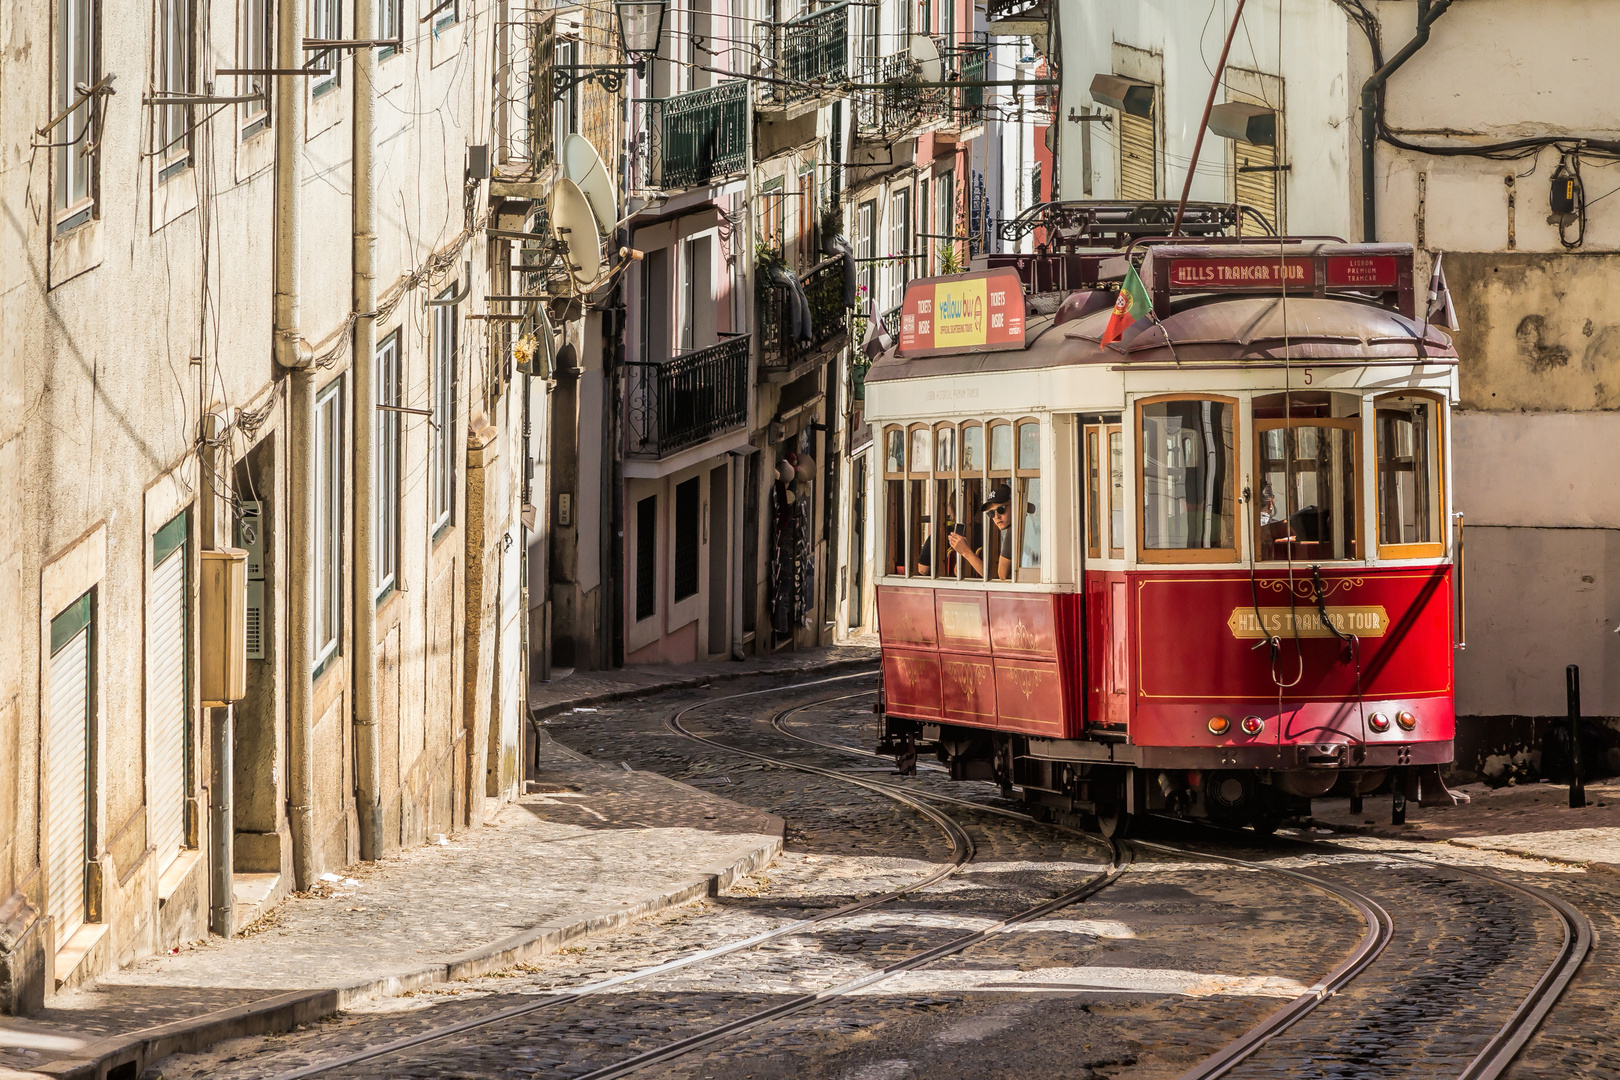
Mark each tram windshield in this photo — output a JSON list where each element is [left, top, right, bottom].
[[1375, 394, 1443, 555], [1138, 398, 1238, 560], [1253, 392, 1362, 562]]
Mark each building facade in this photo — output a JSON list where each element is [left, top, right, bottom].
[[1, 0, 528, 1012]]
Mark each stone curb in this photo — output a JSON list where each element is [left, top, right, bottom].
[[528, 655, 879, 725], [32, 819, 785, 1080], [1309, 818, 1620, 874]]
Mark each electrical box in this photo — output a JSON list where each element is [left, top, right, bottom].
[[237, 500, 265, 580], [200, 548, 248, 705], [245, 580, 265, 661], [558, 493, 573, 527]]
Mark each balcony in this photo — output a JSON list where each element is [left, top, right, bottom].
[[626, 335, 750, 458], [757, 2, 850, 111], [643, 80, 748, 190], [760, 257, 850, 372], [852, 41, 988, 143]]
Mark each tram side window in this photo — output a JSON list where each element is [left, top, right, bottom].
[[986, 422, 1014, 580], [1108, 426, 1125, 557], [1085, 423, 1125, 561], [884, 427, 906, 575], [1376, 397, 1440, 552], [908, 426, 932, 575], [1139, 398, 1238, 559], [1085, 427, 1103, 560], [1255, 423, 1358, 561], [1016, 421, 1041, 574], [934, 424, 959, 578], [959, 424, 985, 579]]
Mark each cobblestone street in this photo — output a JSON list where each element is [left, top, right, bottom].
[[67, 670, 1614, 1080]]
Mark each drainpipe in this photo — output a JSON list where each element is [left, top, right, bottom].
[[201, 412, 234, 936], [1359, 0, 1452, 242], [351, 0, 381, 862], [274, 0, 317, 893]]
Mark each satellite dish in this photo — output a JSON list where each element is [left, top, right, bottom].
[[549, 178, 602, 289], [909, 35, 942, 84], [562, 134, 617, 237]]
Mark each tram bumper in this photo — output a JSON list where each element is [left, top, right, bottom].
[[1135, 739, 1453, 771]]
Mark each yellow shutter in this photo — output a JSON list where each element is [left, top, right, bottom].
[[1118, 110, 1156, 200], [1235, 138, 1280, 234]]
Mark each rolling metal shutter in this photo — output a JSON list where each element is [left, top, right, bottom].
[[1118, 110, 1156, 200], [47, 602, 91, 943], [1235, 138, 1279, 234], [149, 536, 188, 870]]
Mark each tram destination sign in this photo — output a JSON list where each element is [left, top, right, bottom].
[[898, 267, 1027, 357], [1164, 254, 1400, 291]]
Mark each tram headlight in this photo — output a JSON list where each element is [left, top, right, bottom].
[[1396, 710, 1417, 731], [1368, 712, 1391, 733], [1208, 715, 1231, 736], [1240, 715, 1265, 736]]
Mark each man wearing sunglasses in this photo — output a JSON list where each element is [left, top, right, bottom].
[[947, 482, 1015, 581]]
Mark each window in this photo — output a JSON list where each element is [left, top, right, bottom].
[[1016, 420, 1041, 575], [759, 176, 786, 253], [888, 187, 911, 312], [849, 453, 867, 627], [1253, 391, 1361, 562], [1108, 426, 1124, 556], [1376, 394, 1442, 558], [673, 477, 700, 601], [959, 423, 985, 578], [314, 379, 344, 668], [432, 289, 458, 533], [1117, 93, 1157, 200], [906, 425, 932, 575], [856, 199, 877, 310], [1138, 397, 1238, 562], [635, 495, 657, 621], [1085, 422, 1124, 561], [1085, 426, 1103, 560], [239, 0, 270, 136], [931, 423, 958, 578], [918, 178, 930, 278], [375, 333, 400, 595], [379, 0, 401, 57], [434, 0, 459, 31], [47, 591, 94, 942], [935, 171, 954, 269], [1234, 133, 1280, 235], [156, 0, 194, 176], [55, 0, 99, 231], [552, 39, 577, 163], [311, 0, 341, 96], [883, 427, 905, 575]]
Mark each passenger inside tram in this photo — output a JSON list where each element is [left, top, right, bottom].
[[948, 483, 1014, 580]]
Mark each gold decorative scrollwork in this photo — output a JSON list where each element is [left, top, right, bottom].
[[1008, 615, 1039, 652], [1006, 665, 1046, 702], [1257, 576, 1364, 600], [945, 660, 989, 700]]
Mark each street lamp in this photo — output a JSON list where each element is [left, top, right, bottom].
[[551, 0, 667, 100]]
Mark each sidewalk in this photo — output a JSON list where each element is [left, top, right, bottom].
[[1312, 778, 1620, 870], [0, 646, 882, 1080], [528, 643, 879, 721]]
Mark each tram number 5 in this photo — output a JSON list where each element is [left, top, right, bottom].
[[1303, 369, 1313, 385]]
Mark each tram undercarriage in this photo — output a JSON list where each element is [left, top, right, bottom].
[[879, 716, 1452, 836]]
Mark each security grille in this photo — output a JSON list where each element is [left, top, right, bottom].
[[149, 518, 188, 871], [47, 596, 92, 942]]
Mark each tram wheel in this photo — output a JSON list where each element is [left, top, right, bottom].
[[1097, 806, 1131, 838]]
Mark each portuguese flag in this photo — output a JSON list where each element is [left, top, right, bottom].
[[1099, 263, 1151, 348]]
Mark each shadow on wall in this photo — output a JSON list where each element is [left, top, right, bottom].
[[1452, 715, 1620, 787]]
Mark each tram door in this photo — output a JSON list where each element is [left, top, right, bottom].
[[1083, 422, 1129, 730]]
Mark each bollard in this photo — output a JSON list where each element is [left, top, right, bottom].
[[1568, 664, 1586, 809]]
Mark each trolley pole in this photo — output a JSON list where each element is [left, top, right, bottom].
[[1568, 664, 1586, 809]]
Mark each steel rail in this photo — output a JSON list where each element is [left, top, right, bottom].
[[269, 672, 964, 1080]]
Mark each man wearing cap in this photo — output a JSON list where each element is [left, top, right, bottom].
[[948, 483, 1014, 580]]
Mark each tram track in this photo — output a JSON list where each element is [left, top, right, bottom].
[[768, 678, 1589, 1080], [264, 673, 1122, 1080]]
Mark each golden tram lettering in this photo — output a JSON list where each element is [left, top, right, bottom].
[[1226, 605, 1390, 639]]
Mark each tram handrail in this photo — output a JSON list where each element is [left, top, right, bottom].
[[1454, 510, 1467, 650]]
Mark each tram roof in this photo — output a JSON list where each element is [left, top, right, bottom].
[[866, 293, 1456, 386]]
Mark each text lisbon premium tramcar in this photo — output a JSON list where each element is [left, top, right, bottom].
[[865, 212, 1462, 834]]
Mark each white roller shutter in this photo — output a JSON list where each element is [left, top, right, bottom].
[[1235, 139, 1279, 235], [1118, 111, 1156, 200], [47, 621, 90, 943], [149, 543, 187, 870]]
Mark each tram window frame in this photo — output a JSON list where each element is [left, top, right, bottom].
[[1373, 392, 1445, 560], [1135, 394, 1242, 564], [1252, 416, 1362, 563], [959, 422, 986, 580], [933, 422, 960, 580], [1083, 422, 1126, 562], [1015, 418, 1041, 581], [883, 426, 906, 577], [986, 421, 1015, 581], [906, 424, 933, 577]]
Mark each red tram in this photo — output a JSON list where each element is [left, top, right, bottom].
[[865, 225, 1461, 834]]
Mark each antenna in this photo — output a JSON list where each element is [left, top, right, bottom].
[[909, 35, 943, 84], [562, 133, 617, 240], [548, 178, 603, 289]]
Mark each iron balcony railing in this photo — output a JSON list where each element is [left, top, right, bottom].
[[955, 44, 989, 121], [643, 79, 747, 190], [760, 256, 850, 370], [626, 335, 750, 458], [851, 40, 987, 140], [758, 2, 849, 109], [880, 304, 902, 340]]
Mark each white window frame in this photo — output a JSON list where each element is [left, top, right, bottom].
[[55, 0, 99, 231], [887, 186, 910, 313], [378, 0, 401, 58], [314, 378, 344, 669], [375, 332, 400, 597], [310, 0, 341, 97], [156, 0, 194, 177], [238, 0, 270, 136], [432, 289, 458, 534]]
